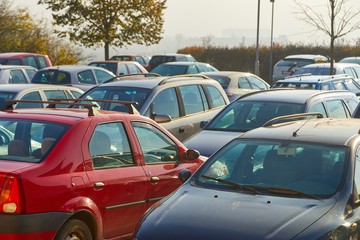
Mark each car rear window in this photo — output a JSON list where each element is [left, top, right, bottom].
[[296, 67, 334, 75], [32, 70, 71, 84], [277, 59, 314, 67], [0, 120, 69, 163]]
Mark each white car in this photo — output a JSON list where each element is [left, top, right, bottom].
[[0, 65, 37, 84]]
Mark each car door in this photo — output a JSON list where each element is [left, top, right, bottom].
[[131, 121, 195, 207], [83, 119, 148, 239]]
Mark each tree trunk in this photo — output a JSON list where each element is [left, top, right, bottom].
[[104, 43, 110, 60], [329, 0, 335, 75]]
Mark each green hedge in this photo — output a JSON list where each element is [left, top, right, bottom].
[[177, 43, 360, 84]]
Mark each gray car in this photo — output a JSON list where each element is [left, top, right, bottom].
[[80, 74, 229, 141], [31, 65, 116, 91], [184, 89, 359, 157], [150, 62, 218, 76]]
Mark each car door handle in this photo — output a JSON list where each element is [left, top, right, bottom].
[[94, 182, 105, 189], [150, 176, 160, 182]]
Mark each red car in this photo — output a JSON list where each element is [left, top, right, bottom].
[[0, 101, 204, 239]]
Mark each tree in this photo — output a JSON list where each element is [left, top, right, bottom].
[[0, 0, 86, 65], [38, 0, 167, 60], [294, 0, 360, 74]]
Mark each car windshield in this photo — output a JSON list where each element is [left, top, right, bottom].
[[206, 101, 304, 132], [195, 139, 347, 199], [81, 86, 152, 111], [151, 65, 189, 76], [0, 120, 69, 163], [296, 67, 335, 75]]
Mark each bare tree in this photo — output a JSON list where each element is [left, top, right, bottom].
[[294, 0, 360, 74]]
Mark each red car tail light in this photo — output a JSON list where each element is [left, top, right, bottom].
[[0, 174, 25, 214]]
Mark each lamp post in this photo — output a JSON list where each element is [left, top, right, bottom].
[[269, 0, 275, 84], [255, 0, 260, 76]]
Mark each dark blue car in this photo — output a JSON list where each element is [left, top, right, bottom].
[[133, 116, 360, 240]]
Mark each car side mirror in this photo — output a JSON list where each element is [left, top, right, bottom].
[[178, 168, 192, 183], [152, 114, 172, 123], [184, 149, 200, 160]]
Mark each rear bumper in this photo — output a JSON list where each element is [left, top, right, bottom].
[[0, 212, 71, 239]]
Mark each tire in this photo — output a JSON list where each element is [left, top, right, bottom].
[[55, 219, 92, 240]]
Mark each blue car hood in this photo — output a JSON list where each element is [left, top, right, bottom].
[[183, 130, 242, 157], [136, 185, 336, 240]]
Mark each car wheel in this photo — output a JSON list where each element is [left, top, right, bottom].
[[55, 219, 92, 240]]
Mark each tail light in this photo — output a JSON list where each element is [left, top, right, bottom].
[[0, 174, 25, 214]]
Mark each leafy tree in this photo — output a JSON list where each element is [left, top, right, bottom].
[[294, 0, 360, 74], [0, 0, 86, 65], [38, 0, 167, 60]]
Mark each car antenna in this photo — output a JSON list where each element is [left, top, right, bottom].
[[292, 113, 321, 137]]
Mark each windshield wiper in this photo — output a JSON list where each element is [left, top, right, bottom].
[[201, 175, 259, 195], [263, 187, 320, 199]]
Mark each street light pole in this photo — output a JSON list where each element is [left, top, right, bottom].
[[269, 0, 275, 84], [255, 0, 260, 76]]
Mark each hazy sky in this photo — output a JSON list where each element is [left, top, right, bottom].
[[15, 0, 360, 44]]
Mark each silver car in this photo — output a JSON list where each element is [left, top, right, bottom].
[[31, 65, 116, 91], [0, 65, 37, 84]]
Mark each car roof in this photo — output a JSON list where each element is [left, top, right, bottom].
[[277, 74, 351, 83], [0, 65, 37, 70], [99, 75, 214, 89], [0, 84, 83, 93], [159, 62, 210, 66], [237, 89, 353, 104], [40, 65, 109, 72], [301, 62, 360, 68], [241, 117, 360, 146], [204, 71, 251, 77], [284, 54, 328, 60], [89, 60, 139, 64], [151, 53, 192, 57], [0, 52, 47, 58]]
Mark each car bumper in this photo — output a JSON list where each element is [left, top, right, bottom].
[[0, 212, 71, 239]]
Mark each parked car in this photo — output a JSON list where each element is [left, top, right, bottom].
[[79, 74, 229, 141], [88, 60, 148, 76], [339, 56, 360, 65], [134, 116, 360, 240], [272, 54, 329, 81], [272, 74, 360, 96], [0, 101, 204, 239], [204, 71, 270, 101], [0, 65, 37, 84], [0, 52, 52, 69], [184, 89, 359, 157], [150, 62, 218, 76], [0, 84, 83, 109], [31, 65, 116, 91], [148, 54, 196, 71], [110, 54, 151, 70], [294, 62, 360, 81]]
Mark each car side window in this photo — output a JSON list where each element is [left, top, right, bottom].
[[344, 80, 360, 94], [9, 70, 28, 83], [321, 83, 331, 90], [89, 122, 134, 170], [308, 102, 328, 117], [354, 147, 360, 203], [135, 57, 145, 65], [333, 81, 346, 90], [188, 65, 198, 74], [238, 77, 251, 89], [118, 65, 128, 75], [128, 64, 141, 73], [180, 85, 204, 115], [151, 88, 180, 118], [44, 90, 67, 100], [23, 56, 38, 68], [345, 98, 359, 113], [78, 70, 96, 84], [248, 76, 268, 90], [94, 69, 113, 83], [25, 69, 37, 80], [17, 92, 43, 108], [205, 85, 227, 108], [132, 121, 178, 164], [36, 56, 47, 69], [325, 100, 348, 118]]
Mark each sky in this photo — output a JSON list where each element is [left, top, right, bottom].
[[11, 0, 360, 58]]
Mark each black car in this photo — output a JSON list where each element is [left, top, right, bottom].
[[133, 116, 360, 240], [148, 54, 196, 71]]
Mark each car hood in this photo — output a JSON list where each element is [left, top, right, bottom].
[[183, 130, 243, 157], [136, 185, 336, 240]]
